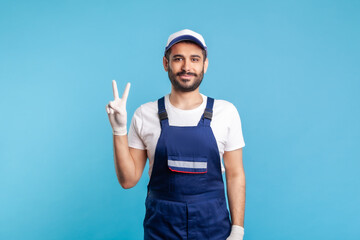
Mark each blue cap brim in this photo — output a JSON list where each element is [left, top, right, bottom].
[[164, 35, 207, 55]]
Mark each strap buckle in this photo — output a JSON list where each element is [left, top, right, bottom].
[[159, 111, 168, 120], [204, 111, 213, 120]]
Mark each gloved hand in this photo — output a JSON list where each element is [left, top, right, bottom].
[[106, 80, 131, 136], [226, 225, 244, 240]]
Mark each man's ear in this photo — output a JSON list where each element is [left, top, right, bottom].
[[204, 58, 209, 74], [163, 56, 169, 72]]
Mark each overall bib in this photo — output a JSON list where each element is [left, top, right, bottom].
[[143, 96, 231, 240]]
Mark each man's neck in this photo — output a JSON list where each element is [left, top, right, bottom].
[[169, 89, 203, 110]]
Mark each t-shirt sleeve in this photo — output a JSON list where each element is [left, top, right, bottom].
[[128, 106, 146, 150], [224, 103, 245, 151]]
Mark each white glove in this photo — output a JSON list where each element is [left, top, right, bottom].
[[106, 80, 131, 136], [226, 225, 244, 240]]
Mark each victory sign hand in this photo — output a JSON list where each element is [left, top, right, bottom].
[[106, 80, 131, 135]]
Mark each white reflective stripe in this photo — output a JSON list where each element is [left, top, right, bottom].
[[168, 160, 207, 169]]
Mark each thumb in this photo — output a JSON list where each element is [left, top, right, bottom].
[[109, 101, 121, 113]]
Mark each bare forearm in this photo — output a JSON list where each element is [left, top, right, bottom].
[[226, 174, 246, 226], [113, 135, 136, 188]]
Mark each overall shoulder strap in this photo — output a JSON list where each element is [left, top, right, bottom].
[[201, 97, 214, 126], [157, 97, 169, 128]]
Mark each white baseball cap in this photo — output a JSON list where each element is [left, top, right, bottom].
[[164, 29, 207, 56]]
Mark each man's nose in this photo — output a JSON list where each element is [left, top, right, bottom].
[[181, 59, 191, 72]]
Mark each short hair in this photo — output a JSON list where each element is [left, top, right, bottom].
[[165, 40, 207, 62]]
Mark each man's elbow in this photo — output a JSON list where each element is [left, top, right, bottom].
[[227, 170, 246, 184], [119, 179, 138, 189], [226, 166, 245, 178]]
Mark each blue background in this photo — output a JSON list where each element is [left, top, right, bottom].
[[1, 0, 359, 239]]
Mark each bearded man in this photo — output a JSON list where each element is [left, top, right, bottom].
[[106, 29, 246, 240]]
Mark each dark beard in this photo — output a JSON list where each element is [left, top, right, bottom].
[[168, 67, 204, 92]]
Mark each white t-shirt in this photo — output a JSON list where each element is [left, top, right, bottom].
[[128, 93, 245, 177]]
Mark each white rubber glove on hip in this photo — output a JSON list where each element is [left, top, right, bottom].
[[105, 80, 130, 136], [226, 225, 244, 240]]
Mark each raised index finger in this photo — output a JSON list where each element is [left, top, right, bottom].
[[112, 80, 119, 100]]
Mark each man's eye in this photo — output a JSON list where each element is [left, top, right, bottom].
[[192, 58, 199, 62], [174, 58, 182, 61]]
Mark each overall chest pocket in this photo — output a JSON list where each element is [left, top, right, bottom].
[[168, 155, 208, 174]]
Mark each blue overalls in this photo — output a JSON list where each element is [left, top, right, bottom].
[[143, 96, 231, 240]]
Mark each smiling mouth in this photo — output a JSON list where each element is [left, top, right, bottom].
[[179, 74, 193, 79]]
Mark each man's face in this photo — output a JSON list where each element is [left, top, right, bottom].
[[163, 42, 208, 92]]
